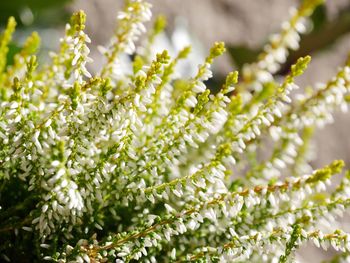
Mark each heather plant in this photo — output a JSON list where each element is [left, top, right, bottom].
[[1, 0, 350, 262]]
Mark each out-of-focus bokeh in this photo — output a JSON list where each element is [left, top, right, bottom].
[[0, 0, 71, 26], [1, 1, 350, 261], [0, 0, 73, 64]]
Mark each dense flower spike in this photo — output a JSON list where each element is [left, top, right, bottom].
[[241, 0, 324, 90], [0, 0, 349, 262], [100, 0, 152, 79]]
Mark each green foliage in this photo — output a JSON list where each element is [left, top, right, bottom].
[[0, 17, 16, 74]]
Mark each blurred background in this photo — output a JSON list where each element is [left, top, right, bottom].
[[1, 0, 350, 261]]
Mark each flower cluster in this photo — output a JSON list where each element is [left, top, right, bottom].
[[0, 0, 350, 262]]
